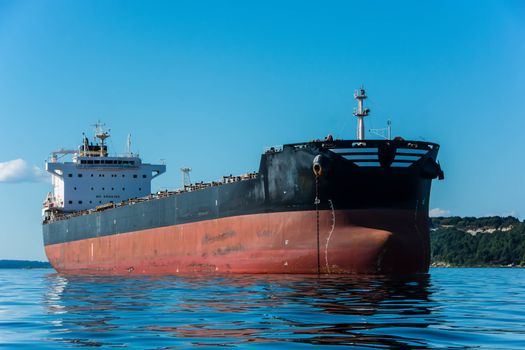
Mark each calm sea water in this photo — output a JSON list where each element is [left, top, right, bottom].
[[0, 268, 524, 349]]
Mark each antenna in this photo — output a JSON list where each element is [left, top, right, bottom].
[[126, 134, 132, 156], [353, 87, 370, 140], [92, 121, 111, 146], [180, 167, 192, 189], [369, 120, 392, 140]]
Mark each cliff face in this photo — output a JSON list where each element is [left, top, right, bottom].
[[430, 216, 525, 267]]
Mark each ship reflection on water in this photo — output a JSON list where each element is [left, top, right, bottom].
[[43, 273, 439, 348]]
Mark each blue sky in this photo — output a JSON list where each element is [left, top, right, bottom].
[[1, 1, 524, 260]]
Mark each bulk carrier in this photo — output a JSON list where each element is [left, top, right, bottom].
[[42, 89, 444, 275]]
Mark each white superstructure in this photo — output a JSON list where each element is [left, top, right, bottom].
[[43, 124, 166, 212]]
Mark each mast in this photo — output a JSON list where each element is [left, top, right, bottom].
[[353, 87, 370, 140], [181, 167, 192, 189], [126, 134, 132, 156], [93, 121, 110, 145], [92, 121, 110, 157]]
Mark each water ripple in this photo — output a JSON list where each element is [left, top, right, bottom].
[[0, 268, 524, 349]]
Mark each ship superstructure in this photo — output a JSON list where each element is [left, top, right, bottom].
[[43, 123, 165, 216]]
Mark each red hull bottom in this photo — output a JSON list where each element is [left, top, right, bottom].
[[45, 210, 429, 275]]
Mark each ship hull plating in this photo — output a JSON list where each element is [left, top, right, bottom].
[[45, 209, 429, 275]]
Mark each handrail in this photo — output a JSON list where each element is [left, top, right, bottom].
[[286, 139, 439, 150]]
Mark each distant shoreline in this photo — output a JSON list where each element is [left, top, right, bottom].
[[431, 262, 524, 268], [0, 260, 52, 269]]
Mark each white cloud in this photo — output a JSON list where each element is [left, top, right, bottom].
[[429, 208, 451, 217], [0, 159, 48, 183]]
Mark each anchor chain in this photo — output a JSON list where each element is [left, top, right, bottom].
[[313, 155, 323, 275], [315, 177, 320, 275]]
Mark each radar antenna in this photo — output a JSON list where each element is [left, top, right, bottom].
[[92, 121, 111, 146], [181, 167, 192, 189], [353, 87, 370, 140]]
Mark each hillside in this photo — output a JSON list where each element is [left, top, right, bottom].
[[430, 216, 525, 267]]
